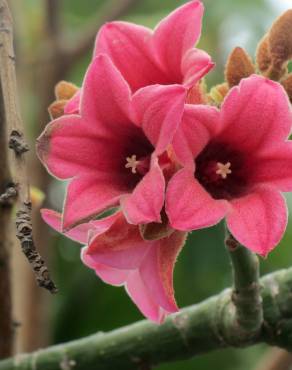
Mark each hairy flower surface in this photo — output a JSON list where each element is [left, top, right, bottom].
[[166, 75, 292, 256], [37, 54, 185, 230], [94, 0, 213, 94], [41, 209, 186, 323]]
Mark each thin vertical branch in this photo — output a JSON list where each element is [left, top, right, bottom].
[[0, 0, 57, 293], [15, 0, 64, 352], [0, 0, 16, 358]]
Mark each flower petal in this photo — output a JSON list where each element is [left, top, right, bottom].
[[36, 115, 100, 179], [41, 209, 91, 244], [95, 22, 168, 92], [182, 48, 214, 88], [81, 54, 132, 129], [226, 187, 288, 256], [81, 248, 130, 286], [62, 174, 123, 230], [250, 142, 292, 192], [140, 231, 186, 313], [131, 84, 186, 154], [153, 0, 204, 79], [166, 168, 229, 231], [126, 270, 164, 323], [85, 212, 151, 269], [219, 75, 292, 153], [121, 161, 165, 224], [172, 104, 221, 166], [94, 264, 130, 286]]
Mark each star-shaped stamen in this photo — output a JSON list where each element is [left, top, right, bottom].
[[125, 155, 140, 174], [216, 162, 232, 179]]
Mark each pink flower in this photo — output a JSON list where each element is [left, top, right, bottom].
[[41, 209, 186, 323], [37, 54, 185, 230], [94, 1, 213, 93], [166, 75, 292, 256]]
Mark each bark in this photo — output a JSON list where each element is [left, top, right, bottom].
[[0, 0, 58, 357]]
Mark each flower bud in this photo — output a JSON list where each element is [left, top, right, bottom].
[[281, 74, 292, 103], [258, 10, 292, 80], [54, 81, 78, 100], [209, 83, 229, 105], [48, 100, 67, 119], [30, 186, 45, 208], [186, 80, 208, 104], [225, 47, 255, 87], [269, 10, 292, 68], [256, 35, 271, 73]]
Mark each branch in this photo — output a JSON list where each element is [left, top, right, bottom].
[[0, 0, 17, 358], [0, 0, 57, 293], [225, 229, 263, 341], [1, 267, 292, 369], [62, 0, 140, 65]]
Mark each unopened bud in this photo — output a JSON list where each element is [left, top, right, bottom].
[[256, 35, 271, 73], [48, 100, 67, 119], [269, 10, 292, 68], [225, 47, 255, 87], [209, 83, 229, 105], [30, 186, 45, 208], [186, 80, 208, 104], [55, 81, 79, 100], [281, 74, 292, 103]]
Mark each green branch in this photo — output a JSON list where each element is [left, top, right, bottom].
[[225, 229, 263, 341], [1, 268, 292, 370]]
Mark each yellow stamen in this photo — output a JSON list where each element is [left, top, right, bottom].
[[216, 162, 232, 179], [125, 155, 140, 174]]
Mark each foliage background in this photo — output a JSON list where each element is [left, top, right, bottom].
[[12, 0, 292, 369]]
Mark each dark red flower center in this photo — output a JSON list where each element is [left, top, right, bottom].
[[195, 141, 251, 200], [121, 129, 154, 188]]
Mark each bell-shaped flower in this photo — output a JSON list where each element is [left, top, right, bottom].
[[94, 0, 213, 93], [37, 54, 185, 230], [41, 209, 186, 323], [166, 75, 292, 256]]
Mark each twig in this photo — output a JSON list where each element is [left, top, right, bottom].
[[224, 229, 263, 342], [0, 0, 57, 293], [0, 184, 17, 206], [0, 0, 16, 358], [0, 267, 292, 370]]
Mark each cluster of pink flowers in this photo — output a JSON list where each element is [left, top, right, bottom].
[[37, 1, 292, 323]]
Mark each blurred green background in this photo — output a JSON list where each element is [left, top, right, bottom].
[[13, 0, 292, 369]]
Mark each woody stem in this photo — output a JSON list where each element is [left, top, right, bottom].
[[0, 267, 292, 369]]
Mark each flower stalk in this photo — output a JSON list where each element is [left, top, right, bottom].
[[225, 228, 263, 339]]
